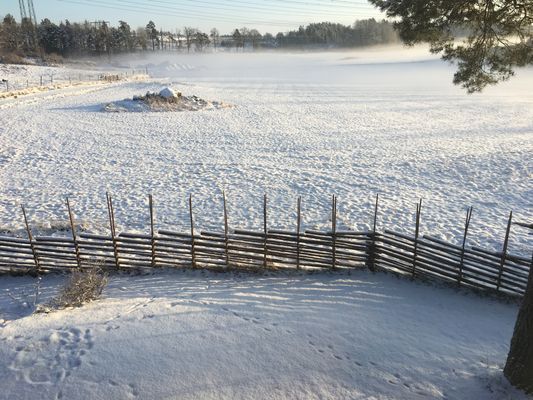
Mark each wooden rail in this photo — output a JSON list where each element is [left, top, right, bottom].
[[0, 194, 530, 297]]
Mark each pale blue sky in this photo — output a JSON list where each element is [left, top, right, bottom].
[[2, 0, 385, 34]]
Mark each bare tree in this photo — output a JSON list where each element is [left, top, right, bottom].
[[195, 31, 210, 52], [249, 29, 262, 50], [210, 27, 219, 51], [232, 29, 243, 51], [240, 27, 250, 50], [183, 26, 197, 53]]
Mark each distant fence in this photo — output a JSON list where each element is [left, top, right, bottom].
[[1, 68, 148, 93], [0, 194, 531, 297]]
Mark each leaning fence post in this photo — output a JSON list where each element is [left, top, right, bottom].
[[106, 192, 120, 269], [66, 198, 82, 270], [223, 191, 229, 267], [497, 211, 513, 291], [458, 206, 473, 285], [368, 194, 379, 272], [21, 205, 40, 273], [263, 194, 268, 269], [296, 196, 301, 270], [189, 194, 197, 269], [149, 194, 156, 268], [331, 195, 337, 269], [411, 199, 422, 278]]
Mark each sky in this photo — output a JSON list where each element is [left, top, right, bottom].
[[2, 0, 386, 34]]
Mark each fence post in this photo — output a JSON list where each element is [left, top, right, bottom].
[[149, 194, 156, 268], [296, 196, 301, 270], [40, 75, 43, 86], [21, 205, 40, 274], [66, 198, 82, 270], [497, 211, 513, 291], [223, 191, 229, 267], [332, 194, 337, 269], [368, 193, 379, 272], [263, 194, 268, 269], [189, 194, 197, 269], [458, 206, 473, 285], [412, 199, 422, 278], [106, 192, 120, 269]]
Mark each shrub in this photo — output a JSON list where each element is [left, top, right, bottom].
[[42, 52, 63, 65], [50, 265, 108, 309], [0, 52, 28, 65]]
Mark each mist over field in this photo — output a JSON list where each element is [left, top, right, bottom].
[[1, 38, 533, 400], [1, 47, 532, 250], [1, 46, 531, 252]]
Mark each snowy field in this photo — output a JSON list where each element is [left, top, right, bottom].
[[1, 48, 532, 399], [0, 269, 529, 400], [0, 47, 532, 255]]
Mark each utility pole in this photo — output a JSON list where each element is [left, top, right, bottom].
[[27, 0, 37, 25], [18, 0, 28, 21]]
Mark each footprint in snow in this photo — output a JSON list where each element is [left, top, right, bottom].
[[8, 327, 94, 386]]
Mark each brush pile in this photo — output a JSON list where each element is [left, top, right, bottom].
[[103, 87, 231, 112]]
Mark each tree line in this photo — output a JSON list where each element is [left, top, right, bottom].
[[0, 14, 399, 59]]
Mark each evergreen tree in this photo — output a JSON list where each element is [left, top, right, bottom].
[[1, 14, 20, 52], [369, 0, 533, 92], [145, 21, 158, 51]]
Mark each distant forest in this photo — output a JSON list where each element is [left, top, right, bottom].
[[0, 14, 399, 60]]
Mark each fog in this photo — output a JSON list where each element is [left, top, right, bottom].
[[104, 45, 533, 95]]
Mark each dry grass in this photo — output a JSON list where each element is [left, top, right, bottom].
[[49, 266, 108, 309], [0, 52, 28, 65]]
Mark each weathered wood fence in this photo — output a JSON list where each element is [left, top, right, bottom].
[[0, 194, 531, 297]]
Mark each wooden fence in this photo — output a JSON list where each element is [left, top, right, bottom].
[[0, 194, 531, 297]]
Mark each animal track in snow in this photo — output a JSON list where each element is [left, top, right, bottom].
[[8, 327, 94, 388], [103, 297, 156, 327], [107, 379, 139, 398], [307, 339, 345, 361]]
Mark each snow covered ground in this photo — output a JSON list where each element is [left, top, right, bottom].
[[1, 47, 532, 399], [0, 269, 529, 400], [0, 47, 531, 255]]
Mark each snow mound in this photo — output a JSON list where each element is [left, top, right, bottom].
[[159, 87, 179, 99], [103, 89, 232, 113]]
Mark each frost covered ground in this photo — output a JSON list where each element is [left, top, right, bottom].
[[0, 269, 529, 400], [1, 47, 532, 399], [0, 47, 531, 254]]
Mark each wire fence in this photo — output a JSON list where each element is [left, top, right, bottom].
[[1, 68, 148, 93]]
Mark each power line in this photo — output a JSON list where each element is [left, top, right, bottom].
[[56, 0, 310, 28], [56, 0, 382, 29], [145, 0, 379, 14], [115, 0, 381, 19]]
